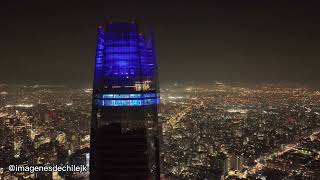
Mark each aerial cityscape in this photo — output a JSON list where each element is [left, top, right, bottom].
[[1, 0, 320, 180], [1, 82, 320, 179]]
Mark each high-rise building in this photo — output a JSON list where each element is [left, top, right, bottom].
[[67, 148, 90, 180], [90, 21, 161, 180]]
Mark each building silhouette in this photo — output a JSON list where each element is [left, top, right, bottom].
[[90, 21, 161, 180]]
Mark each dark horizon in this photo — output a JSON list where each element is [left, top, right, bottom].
[[1, 1, 319, 85]]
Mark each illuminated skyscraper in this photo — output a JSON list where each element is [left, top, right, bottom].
[[90, 21, 161, 180]]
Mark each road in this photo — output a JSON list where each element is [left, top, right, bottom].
[[247, 130, 320, 175], [167, 98, 204, 128]]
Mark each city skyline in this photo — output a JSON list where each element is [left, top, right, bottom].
[[1, 83, 320, 179], [1, 1, 320, 179]]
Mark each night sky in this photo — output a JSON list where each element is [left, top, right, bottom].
[[1, 0, 319, 86]]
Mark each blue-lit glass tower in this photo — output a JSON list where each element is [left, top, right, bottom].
[[90, 21, 160, 180]]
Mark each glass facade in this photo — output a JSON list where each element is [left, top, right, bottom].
[[90, 21, 160, 180]]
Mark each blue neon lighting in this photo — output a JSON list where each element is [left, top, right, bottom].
[[106, 47, 138, 52], [95, 98, 160, 107], [95, 93, 160, 106], [105, 40, 138, 45], [93, 22, 159, 103], [94, 23, 157, 86], [106, 54, 139, 60], [97, 93, 159, 99]]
